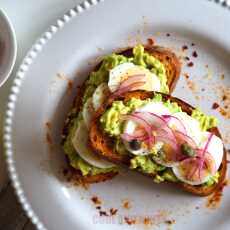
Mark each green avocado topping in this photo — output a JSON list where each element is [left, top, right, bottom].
[[132, 45, 169, 93], [82, 44, 168, 103], [204, 172, 220, 187], [130, 155, 166, 174], [192, 109, 218, 131], [68, 152, 117, 176], [100, 93, 220, 186], [100, 94, 182, 137], [63, 45, 168, 176]]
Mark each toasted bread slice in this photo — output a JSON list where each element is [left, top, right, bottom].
[[89, 91, 227, 195], [115, 46, 181, 93], [62, 45, 181, 184]]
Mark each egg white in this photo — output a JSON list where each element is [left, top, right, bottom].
[[82, 97, 94, 129], [172, 131, 223, 185], [108, 62, 161, 92], [169, 112, 202, 145], [92, 83, 110, 111], [72, 120, 115, 169], [123, 102, 171, 156]]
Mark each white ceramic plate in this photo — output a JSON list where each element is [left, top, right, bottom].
[[4, 0, 230, 229], [0, 9, 17, 87]]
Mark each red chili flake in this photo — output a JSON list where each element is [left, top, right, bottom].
[[109, 208, 118, 216], [99, 211, 108, 216], [165, 219, 176, 225], [183, 73, 190, 79], [46, 133, 53, 145], [45, 121, 52, 129], [62, 168, 68, 176], [182, 45, 188, 51], [192, 51, 198, 58], [122, 200, 131, 209], [147, 38, 155, 46], [166, 33, 171, 37], [184, 56, 190, 61], [212, 103, 220, 110], [91, 196, 102, 205], [222, 95, 227, 101], [187, 62, 194, 67], [143, 217, 152, 225], [124, 217, 136, 225]]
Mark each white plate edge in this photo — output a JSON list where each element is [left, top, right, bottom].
[[3, 0, 230, 230], [0, 8, 17, 87]]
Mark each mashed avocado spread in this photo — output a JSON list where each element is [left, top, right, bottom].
[[82, 44, 168, 103], [100, 94, 219, 185], [63, 45, 168, 176]]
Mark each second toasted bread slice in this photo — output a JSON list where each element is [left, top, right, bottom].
[[89, 91, 227, 195]]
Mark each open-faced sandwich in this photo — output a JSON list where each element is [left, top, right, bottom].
[[61, 44, 181, 184], [89, 91, 227, 196]]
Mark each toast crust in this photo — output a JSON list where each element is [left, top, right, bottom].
[[89, 90, 227, 195], [62, 45, 181, 184]]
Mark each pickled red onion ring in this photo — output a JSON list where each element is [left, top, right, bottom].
[[162, 115, 187, 134], [197, 133, 214, 179], [118, 74, 145, 88], [122, 113, 154, 148], [174, 130, 197, 150], [111, 81, 146, 98], [122, 112, 180, 152]]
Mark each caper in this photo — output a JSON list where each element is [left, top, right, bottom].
[[129, 139, 141, 150], [181, 143, 195, 157]]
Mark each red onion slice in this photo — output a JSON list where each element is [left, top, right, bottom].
[[111, 81, 146, 98], [197, 133, 214, 179], [122, 113, 154, 148], [118, 74, 145, 88], [174, 130, 197, 150], [162, 115, 187, 134]]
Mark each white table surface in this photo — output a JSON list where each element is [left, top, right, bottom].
[[0, 0, 83, 190]]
